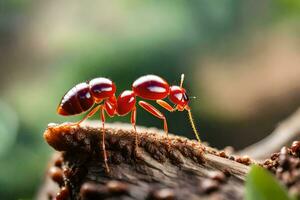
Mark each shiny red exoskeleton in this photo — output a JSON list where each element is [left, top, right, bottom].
[[57, 74, 200, 172]]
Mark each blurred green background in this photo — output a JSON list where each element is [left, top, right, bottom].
[[0, 0, 300, 199]]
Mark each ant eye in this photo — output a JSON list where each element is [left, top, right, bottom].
[[183, 93, 189, 102]]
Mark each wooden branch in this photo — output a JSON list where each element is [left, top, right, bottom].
[[39, 122, 255, 200], [239, 108, 300, 160]]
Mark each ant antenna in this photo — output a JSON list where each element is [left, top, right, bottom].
[[180, 74, 185, 88], [187, 109, 201, 143], [180, 73, 201, 142]]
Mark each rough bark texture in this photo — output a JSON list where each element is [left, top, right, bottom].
[[37, 121, 300, 200]]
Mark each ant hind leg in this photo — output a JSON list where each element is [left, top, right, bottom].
[[100, 106, 110, 173], [70, 105, 101, 126], [131, 107, 140, 156]]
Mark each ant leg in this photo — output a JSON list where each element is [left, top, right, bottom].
[[131, 107, 139, 153], [156, 100, 177, 112], [100, 106, 110, 173], [71, 105, 101, 126], [138, 101, 169, 137]]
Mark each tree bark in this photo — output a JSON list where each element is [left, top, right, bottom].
[[38, 122, 255, 200]]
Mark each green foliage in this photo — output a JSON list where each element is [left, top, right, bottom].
[[275, 0, 300, 16], [0, 101, 18, 158], [245, 165, 292, 200]]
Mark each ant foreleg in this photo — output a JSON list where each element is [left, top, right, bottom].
[[156, 100, 177, 112]]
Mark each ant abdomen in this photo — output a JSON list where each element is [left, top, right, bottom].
[[57, 83, 94, 116], [57, 77, 116, 116]]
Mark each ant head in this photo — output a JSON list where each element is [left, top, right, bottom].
[[169, 85, 190, 111], [168, 74, 190, 111], [169, 74, 201, 142]]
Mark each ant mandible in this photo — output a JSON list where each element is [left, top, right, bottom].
[[57, 74, 200, 172]]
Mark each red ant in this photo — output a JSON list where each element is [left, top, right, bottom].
[[57, 74, 200, 172]]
